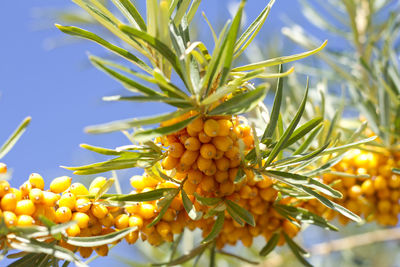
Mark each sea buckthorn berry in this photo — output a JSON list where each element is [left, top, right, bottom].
[[43, 191, 59, 206], [197, 156, 212, 172], [15, 199, 35, 216], [156, 221, 171, 238], [225, 146, 240, 160], [79, 247, 93, 259], [126, 204, 140, 214], [215, 170, 229, 183], [257, 178, 273, 189], [183, 181, 197, 195], [147, 232, 163, 246], [178, 133, 190, 144], [204, 163, 217, 176], [242, 135, 254, 149], [139, 203, 157, 219], [217, 119, 233, 136], [28, 173, 45, 190], [374, 175, 387, 190], [184, 137, 201, 151], [204, 119, 220, 137], [89, 177, 107, 193], [220, 181, 235, 195], [188, 169, 203, 185], [129, 215, 144, 229], [260, 187, 277, 202], [89, 223, 102, 235], [19, 181, 32, 197], [75, 197, 91, 213], [0, 180, 10, 197], [228, 168, 239, 182], [348, 185, 362, 199], [29, 188, 44, 204], [91, 204, 109, 219], [180, 150, 199, 166], [237, 125, 251, 138], [59, 193, 76, 210], [126, 230, 139, 244], [72, 212, 90, 229], [115, 214, 129, 229], [130, 176, 147, 190], [95, 245, 109, 257], [389, 175, 400, 189], [162, 208, 177, 222], [215, 157, 230, 171], [212, 136, 233, 152], [0, 163, 7, 174], [3, 211, 17, 227], [162, 155, 179, 170], [1, 193, 17, 211], [55, 207, 72, 223], [198, 131, 211, 143], [169, 142, 185, 158], [200, 144, 217, 159], [70, 183, 89, 196], [10, 188, 22, 201], [99, 213, 114, 228], [378, 200, 391, 213], [17, 215, 35, 226], [187, 117, 204, 132], [50, 176, 72, 193]]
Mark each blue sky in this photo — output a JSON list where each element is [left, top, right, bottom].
[[0, 0, 316, 265]]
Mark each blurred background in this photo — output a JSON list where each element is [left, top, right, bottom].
[[1, 1, 399, 266]]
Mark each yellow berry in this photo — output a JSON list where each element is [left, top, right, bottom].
[[115, 214, 129, 229], [50, 176, 72, 193], [215, 157, 230, 171], [198, 131, 211, 143], [212, 136, 233, 152], [19, 181, 32, 197], [0, 180, 10, 197], [1, 193, 17, 211], [99, 212, 114, 227], [29, 188, 44, 204], [204, 119, 220, 137], [55, 207, 72, 223], [89, 177, 107, 194], [3, 211, 17, 227], [139, 203, 156, 219], [129, 215, 144, 229], [0, 163, 7, 174], [169, 142, 185, 158], [17, 215, 35, 226], [184, 137, 201, 151], [125, 230, 139, 244], [187, 117, 204, 132], [75, 197, 91, 213], [91, 204, 108, 219], [43, 191, 59, 206], [15, 200, 35, 216], [59, 193, 76, 210], [28, 173, 45, 190], [162, 155, 179, 170], [72, 212, 90, 229], [196, 156, 212, 172], [70, 183, 89, 196], [200, 143, 217, 159], [180, 150, 199, 166]]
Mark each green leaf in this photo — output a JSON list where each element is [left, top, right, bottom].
[[232, 40, 327, 71], [152, 243, 210, 266], [119, 25, 185, 82], [283, 232, 312, 267], [148, 189, 178, 227], [217, 250, 259, 265], [262, 65, 284, 142], [108, 188, 178, 202], [80, 143, 122, 156], [234, 167, 246, 184], [202, 212, 225, 244], [194, 192, 222, 206], [285, 117, 323, 148], [0, 116, 31, 159], [259, 232, 280, 256], [264, 80, 309, 166], [102, 94, 191, 108], [55, 25, 151, 73], [208, 86, 267, 115], [94, 178, 115, 201], [85, 108, 192, 134], [219, 0, 245, 86], [67, 226, 137, 247], [293, 124, 323, 155], [112, 0, 147, 31], [181, 189, 203, 220], [133, 115, 199, 142], [225, 200, 255, 226]]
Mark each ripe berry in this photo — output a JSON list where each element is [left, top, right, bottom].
[[187, 117, 204, 132], [168, 142, 185, 158], [91, 204, 108, 219], [28, 173, 45, 190], [59, 193, 76, 210], [50, 176, 72, 193], [66, 223, 81, 236], [1, 193, 17, 211], [89, 177, 107, 194], [94, 244, 109, 257], [212, 136, 233, 152], [15, 199, 35, 216], [43, 191, 59, 206], [3, 211, 17, 226], [198, 131, 211, 143], [56, 207, 72, 223], [72, 212, 90, 229], [29, 188, 44, 204], [162, 156, 179, 170], [204, 119, 220, 137], [115, 214, 129, 229], [75, 197, 91, 212], [70, 183, 89, 196], [200, 144, 216, 159], [139, 203, 156, 219], [17, 215, 35, 226], [184, 137, 201, 151]]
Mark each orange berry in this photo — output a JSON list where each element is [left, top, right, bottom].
[[90, 223, 102, 235], [180, 150, 199, 166], [3, 211, 17, 227], [1, 193, 17, 211], [129, 215, 144, 229], [59, 193, 76, 210], [200, 176, 215, 192], [72, 212, 90, 229], [169, 142, 185, 158], [115, 214, 129, 229], [225, 146, 240, 160], [70, 183, 89, 196], [0, 163, 7, 174], [242, 135, 254, 149], [187, 117, 204, 132], [17, 215, 35, 226], [215, 157, 230, 171], [217, 119, 233, 136], [50, 176, 72, 193], [79, 247, 93, 258], [125, 230, 139, 244], [378, 200, 391, 213], [228, 168, 239, 182], [374, 176, 387, 190], [94, 244, 109, 257], [204, 119, 220, 137], [156, 221, 171, 238], [162, 208, 177, 222], [139, 203, 157, 219], [162, 155, 179, 170], [89, 177, 107, 194], [126, 203, 140, 214], [389, 175, 400, 189], [28, 173, 45, 190], [56, 207, 72, 223], [260, 187, 277, 202], [184, 137, 201, 151], [75, 197, 91, 212], [200, 143, 217, 159], [9, 188, 22, 201], [99, 213, 114, 227], [197, 156, 212, 172], [15, 200, 35, 216], [130, 175, 147, 190], [204, 162, 217, 176], [198, 131, 212, 143], [29, 188, 44, 204], [183, 181, 197, 195], [348, 185, 362, 199], [91, 204, 109, 219], [215, 170, 229, 183], [188, 169, 203, 185], [0, 180, 10, 197], [212, 136, 233, 152]]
